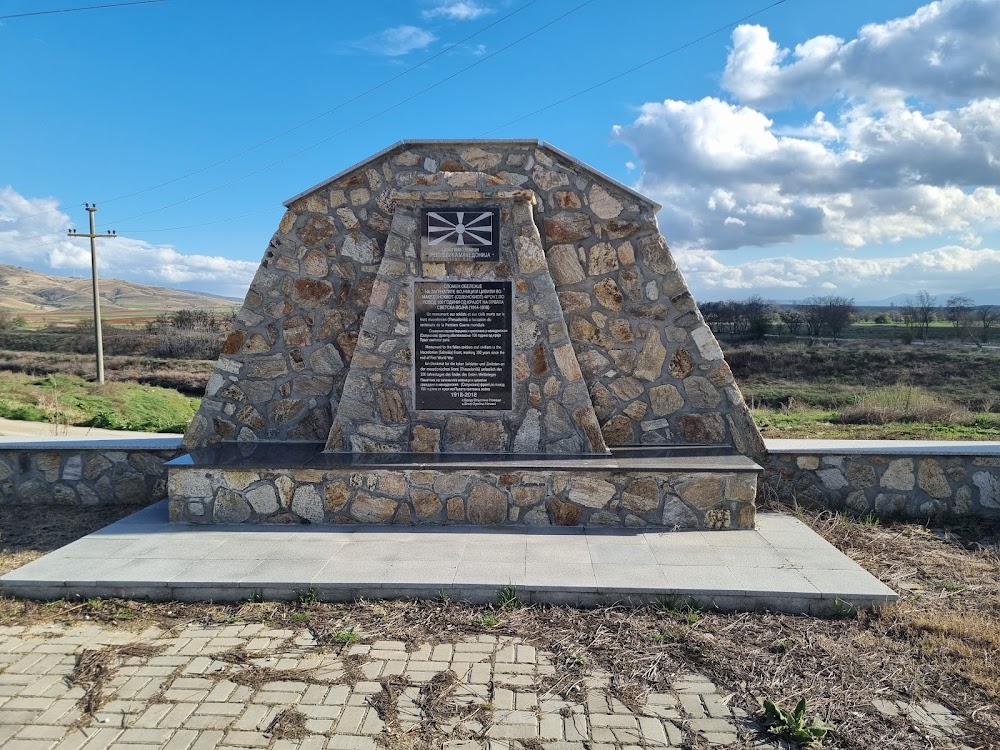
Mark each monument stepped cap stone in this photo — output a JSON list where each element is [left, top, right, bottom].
[[183, 139, 764, 460]]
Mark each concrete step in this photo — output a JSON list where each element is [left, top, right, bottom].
[[1, 501, 896, 616]]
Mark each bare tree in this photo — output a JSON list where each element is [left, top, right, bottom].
[[821, 296, 856, 339], [801, 298, 825, 337], [907, 289, 937, 340], [980, 306, 997, 342], [799, 295, 856, 339], [779, 308, 804, 336], [945, 295, 975, 340]]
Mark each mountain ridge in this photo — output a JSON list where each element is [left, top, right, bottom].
[[0, 263, 242, 316]]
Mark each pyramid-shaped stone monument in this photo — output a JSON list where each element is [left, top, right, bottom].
[[169, 140, 763, 529]]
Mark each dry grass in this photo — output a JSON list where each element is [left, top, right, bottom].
[[67, 642, 165, 716], [836, 385, 975, 425], [0, 349, 213, 395], [264, 708, 309, 740]]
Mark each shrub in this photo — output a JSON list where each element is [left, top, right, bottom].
[[837, 385, 974, 425]]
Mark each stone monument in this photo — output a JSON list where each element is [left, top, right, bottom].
[[168, 140, 764, 529]]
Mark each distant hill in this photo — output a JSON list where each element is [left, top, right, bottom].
[[0, 264, 242, 318]]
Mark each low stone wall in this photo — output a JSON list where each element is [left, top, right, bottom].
[[3, 435, 997, 524], [167, 464, 758, 529], [0, 438, 184, 507], [763, 440, 1000, 519]]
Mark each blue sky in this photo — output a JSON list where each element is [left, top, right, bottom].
[[2, 0, 999, 303]]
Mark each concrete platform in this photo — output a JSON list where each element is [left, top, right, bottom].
[[0, 501, 897, 615]]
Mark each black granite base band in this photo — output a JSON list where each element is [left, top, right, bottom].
[[170, 443, 752, 471]]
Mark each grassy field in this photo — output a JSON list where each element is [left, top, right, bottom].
[[0, 372, 199, 433], [0, 327, 997, 440], [726, 341, 1000, 440]]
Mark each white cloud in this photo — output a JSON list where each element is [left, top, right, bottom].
[[0, 186, 256, 298], [722, 0, 1000, 108], [422, 1, 492, 20], [674, 244, 1000, 300], [613, 6, 1000, 302], [614, 6, 1000, 255], [355, 25, 436, 57]]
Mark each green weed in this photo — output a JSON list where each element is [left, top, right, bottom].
[[477, 614, 499, 628], [496, 584, 521, 610], [761, 698, 832, 747], [330, 628, 361, 644], [296, 587, 319, 605], [655, 595, 703, 622]]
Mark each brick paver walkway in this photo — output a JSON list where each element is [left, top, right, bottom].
[[0, 621, 748, 749]]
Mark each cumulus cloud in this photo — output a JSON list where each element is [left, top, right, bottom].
[[614, 0, 1000, 257], [722, 0, 1000, 107], [354, 25, 436, 56], [674, 244, 1000, 300], [422, 1, 492, 20], [0, 186, 256, 298]]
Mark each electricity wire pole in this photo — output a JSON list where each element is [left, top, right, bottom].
[[68, 204, 116, 384]]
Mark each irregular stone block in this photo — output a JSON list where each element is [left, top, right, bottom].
[[215, 488, 253, 523], [567, 477, 615, 508], [881, 459, 915, 491], [973, 471, 1000, 509], [351, 492, 397, 523], [917, 459, 951, 499], [676, 476, 724, 510], [677, 414, 726, 444]]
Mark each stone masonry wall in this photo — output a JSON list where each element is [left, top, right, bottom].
[[326, 178, 607, 454], [765, 452, 1000, 519], [168, 465, 757, 529], [0, 445, 183, 507], [184, 140, 764, 456]]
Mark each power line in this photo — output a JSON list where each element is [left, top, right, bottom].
[[119, 206, 276, 233], [479, 0, 790, 136], [11, 0, 537, 222], [97, 0, 538, 207], [104, 0, 598, 226], [12, 0, 791, 243], [0, 0, 164, 21]]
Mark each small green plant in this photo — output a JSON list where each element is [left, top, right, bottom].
[[654, 595, 702, 622], [477, 614, 499, 628], [297, 587, 319, 605], [769, 638, 795, 654], [291, 612, 309, 623], [246, 590, 263, 603], [830, 598, 856, 619], [331, 628, 361, 644], [761, 698, 832, 747], [496, 584, 521, 610], [859, 512, 881, 527]]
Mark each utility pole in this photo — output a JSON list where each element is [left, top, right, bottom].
[[68, 204, 116, 384]]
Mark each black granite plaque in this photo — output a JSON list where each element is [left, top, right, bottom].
[[413, 280, 513, 410], [422, 208, 500, 262]]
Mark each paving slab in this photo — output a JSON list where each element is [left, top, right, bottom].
[[0, 502, 897, 615]]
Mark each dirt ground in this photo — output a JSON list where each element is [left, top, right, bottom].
[[0, 498, 998, 749]]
